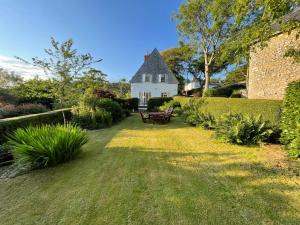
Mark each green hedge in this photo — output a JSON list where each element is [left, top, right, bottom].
[[204, 83, 246, 97], [0, 109, 71, 144], [280, 81, 300, 157], [147, 97, 173, 111], [174, 97, 282, 125], [114, 98, 139, 111]]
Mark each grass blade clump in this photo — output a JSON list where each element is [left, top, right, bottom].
[[8, 124, 88, 168]]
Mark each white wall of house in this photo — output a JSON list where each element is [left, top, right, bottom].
[[131, 83, 178, 106]]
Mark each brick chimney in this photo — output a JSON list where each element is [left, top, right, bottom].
[[144, 54, 150, 62]]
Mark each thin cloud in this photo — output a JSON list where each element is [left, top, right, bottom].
[[0, 55, 47, 80]]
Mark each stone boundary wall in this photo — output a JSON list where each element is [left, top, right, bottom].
[[248, 29, 300, 99]]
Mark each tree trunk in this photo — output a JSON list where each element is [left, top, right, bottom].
[[203, 53, 210, 96]]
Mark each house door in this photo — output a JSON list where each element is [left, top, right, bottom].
[[139, 91, 151, 105]]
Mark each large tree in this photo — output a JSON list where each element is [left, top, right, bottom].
[[175, 0, 236, 93], [17, 37, 102, 107]]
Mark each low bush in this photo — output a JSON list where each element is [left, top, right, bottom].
[[72, 107, 112, 129], [0, 103, 48, 119], [181, 98, 206, 126], [0, 109, 71, 144], [181, 98, 216, 129], [147, 97, 173, 111], [159, 100, 181, 112], [215, 113, 273, 145], [8, 124, 88, 168], [280, 81, 300, 158], [95, 98, 123, 122], [203, 83, 245, 97], [175, 97, 282, 125]]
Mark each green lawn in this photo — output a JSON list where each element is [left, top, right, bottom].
[[0, 114, 299, 225]]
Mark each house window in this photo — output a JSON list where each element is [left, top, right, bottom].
[[144, 74, 152, 83], [161, 92, 168, 98], [139, 91, 151, 105], [160, 74, 166, 83]]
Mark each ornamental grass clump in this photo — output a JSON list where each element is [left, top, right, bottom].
[[215, 113, 273, 145], [8, 124, 88, 168]]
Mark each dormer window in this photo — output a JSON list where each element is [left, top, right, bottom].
[[159, 74, 166, 83], [144, 74, 152, 83]]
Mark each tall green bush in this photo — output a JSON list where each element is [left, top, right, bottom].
[[95, 98, 123, 122], [8, 124, 88, 168], [280, 81, 300, 158]]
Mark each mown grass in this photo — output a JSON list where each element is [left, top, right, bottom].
[[174, 97, 282, 125], [0, 114, 299, 225]]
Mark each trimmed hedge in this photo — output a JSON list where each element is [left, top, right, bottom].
[[280, 81, 300, 157], [204, 83, 246, 97], [0, 109, 71, 144], [147, 97, 173, 111], [174, 97, 282, 125]]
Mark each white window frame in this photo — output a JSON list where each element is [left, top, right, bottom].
[[143, 74, 152, 83], [159, 74, 167, 83]]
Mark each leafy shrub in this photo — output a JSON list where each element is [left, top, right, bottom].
[[0, 104, 48, 119], [181, 98, 206, 126], [95, 98, 123, 122], [280, 81, 300, 155], [8, 124, 88, 168], [288, 123, 300, 158], [159, 100, 181, 111], [174, 97, 282, 125], [0, 109, 71, 145], [215, 113, 273, 145], [204, 83, 245, 97], [72, 107, 112, 129], [147, 97, 173, 111]]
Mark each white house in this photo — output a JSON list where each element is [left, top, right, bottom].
[[130, 48, 179, 106]]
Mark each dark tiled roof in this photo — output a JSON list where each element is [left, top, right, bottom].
[[130, 48, 179, 84]]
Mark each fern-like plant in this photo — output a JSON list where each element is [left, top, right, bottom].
[[215, 113, 273, 145], [8, 124, 88, 168]]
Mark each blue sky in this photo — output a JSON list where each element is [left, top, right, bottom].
[[0, 0, 183, 81]]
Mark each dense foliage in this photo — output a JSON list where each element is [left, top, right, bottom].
[[93, 98, 123, 122], [280, 81, 300, 158], [175, 97, 282, 125], [0, 109, 71, 144], [0, 103, 48, 119], [72, 107, 112, 130], [147, 97, 173, 111], [8, 124, 88, 168], [215, 114, 273, 145], [159, 100, 181, 112]]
